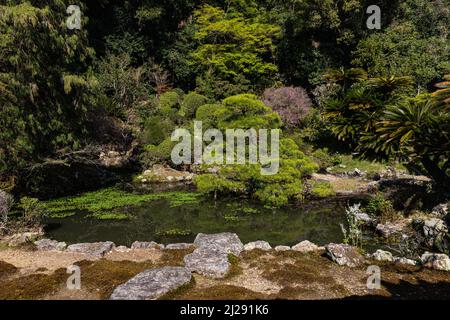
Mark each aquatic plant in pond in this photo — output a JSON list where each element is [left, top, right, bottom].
[[45, 194, 353, 246], [87, 212, 130, 221], [44, 188, 202, 220], [155, 228, 193, 237]]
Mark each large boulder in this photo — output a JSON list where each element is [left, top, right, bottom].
[[66, 241, 115, 257], [421, 252, 450, 271], [110, 267, 192, 300], [34, 239, 67, 251], [325, 243, 364, 267], [137, 165, 194, 184], [371, 249, 394, 262], [184, 245, 230, 279], [243, 241, 272, 251], [291, 240, 321, 253], [194, 233, 244, 256]]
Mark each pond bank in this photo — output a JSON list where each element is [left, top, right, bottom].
[[1, 233, 450, 300]]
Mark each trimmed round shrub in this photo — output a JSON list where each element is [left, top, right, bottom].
[[179, 92, 209, 118]]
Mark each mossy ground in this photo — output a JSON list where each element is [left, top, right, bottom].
[[0, 268, 67, 299], [174, 284, 266, 300], [2, 249, 450, 300], [157, 248, 195, 267], [0, 260, 17, 279], [74, 259, 155, 299]]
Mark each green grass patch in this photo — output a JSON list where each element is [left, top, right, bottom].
[[328, 155, 405, 175]]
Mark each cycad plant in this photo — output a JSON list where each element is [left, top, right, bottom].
[[364, 96, 449, 187], [433, 74, 450, 109]]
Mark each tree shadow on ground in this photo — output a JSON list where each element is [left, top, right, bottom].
[[339, 279, 450, 300]]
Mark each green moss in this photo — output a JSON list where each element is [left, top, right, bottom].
[[158, 277, 197, 300], [158, 248, 195, 267], [0, 269, 67, 299], [226, 254, 243, 279], [75, 259, 155, 299]]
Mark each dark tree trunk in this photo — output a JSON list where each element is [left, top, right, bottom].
[[421, 156, 450, 189]]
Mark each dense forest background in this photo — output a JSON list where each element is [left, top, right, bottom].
[[0, 0, 449, 199]]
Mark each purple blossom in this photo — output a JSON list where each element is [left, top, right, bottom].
[[262, 86, 312, 127]]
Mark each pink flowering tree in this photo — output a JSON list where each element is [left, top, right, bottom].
[[262, 86, 312, 127]]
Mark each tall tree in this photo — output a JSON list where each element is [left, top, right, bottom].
[[0, 1, 96, 182], [191, 4, 281, 98]]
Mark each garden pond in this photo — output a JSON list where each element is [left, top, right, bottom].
[[43, 187, 385, 250]]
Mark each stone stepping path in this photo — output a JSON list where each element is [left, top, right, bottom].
[[184, 245, 230, 278], [183, 233, 244, 278], [193, 232, 244, 256], [66, 241, 115, 257], [110, 267, 192, 300]]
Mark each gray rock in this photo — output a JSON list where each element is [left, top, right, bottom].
[[131, 241, 164, 250], [34, 239, 66, 251], [394, 257, 418, 266], [372, 249, 394, 262], [110, 267, 192, 300], [194, 233, 244, 256], [431, 203, 448, 219], [66, 241, 115, 257], [421, 252, 450, 271], [184, 245, 230, 278], [325, 243, 364, 267], [244, 241, 272, 251], [274, 245, 291, 252], [165, 243, 195, 250], [115, 246, 130, 252], [292, 241, 322, 253], [422, 218, 449, 252], [376, 222, 404, 238], [4, 231, 43, 247], [355, 212, 374, 226], [424, 218, 448, 236]]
